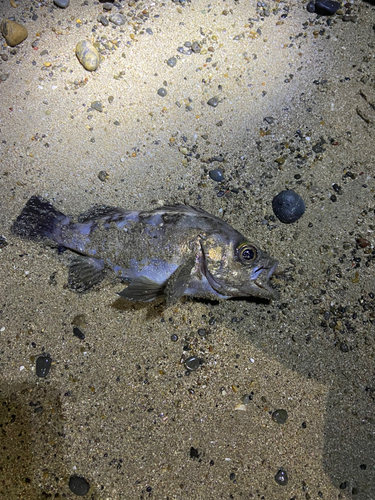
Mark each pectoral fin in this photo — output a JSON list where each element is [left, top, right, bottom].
[[164, 255, 196, 307], [118, 276, 165, 302], [68, 256, 106, 292]]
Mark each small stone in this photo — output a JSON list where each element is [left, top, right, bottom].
[[264, 116, 274, 124], [72, 314, 87, 327], [315, 0, 341, 15], [73, 326, 85, 340], [272, 190, 305, 224], [0, 73, 9, 81], [98, 170, 109, 181], [91, 101, 103, 112], [76, 40, 100, 71], [36, 354, 52, 378], [69, 475, 90, 496], [191, 42, 201, 53], [209, 169, 224, 182], [53, 0, 70, 8], [272, 409, 288, 424], [242, 394, 252, 404], [207, 97, 219, 107], [275, 468, 288, 486], [97, 15, 109, 26], [157, 87, 167, 97], [185, 356, 201, 371], [109, 13, 125, 25], [1, 19, 28, 47], [340, 342, 349, 353], [167, 56, 177, 67], [306, 0, 315, 12], [102, 2, 113, 10], [356, 237, 370, 249]]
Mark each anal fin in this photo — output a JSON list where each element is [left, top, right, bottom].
[[68, 256, 106, 292], [118, 276, 165, 302]]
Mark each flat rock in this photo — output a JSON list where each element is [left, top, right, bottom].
[[109, 13, 125, 25], [1, 19, 28, 47], [75, 40, 100, 71], [53, 0, 70, 8]]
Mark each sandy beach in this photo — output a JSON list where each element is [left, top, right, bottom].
[[0, 0, 374, 498]]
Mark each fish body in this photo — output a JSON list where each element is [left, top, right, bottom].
[[12, 196, 278, 305]]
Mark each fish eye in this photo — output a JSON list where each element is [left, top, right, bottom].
[[237, 242, 257, 262]]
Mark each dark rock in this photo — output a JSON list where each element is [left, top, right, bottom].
[[36, 354, 52, 378], [272, 190, 305, 224], [315, 0, 341, 15], [69, 475, 90, 496], [275, 468, 288, 486]]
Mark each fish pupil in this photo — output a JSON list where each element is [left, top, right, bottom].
[[242, 248, 255, 260]]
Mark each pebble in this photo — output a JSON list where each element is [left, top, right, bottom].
[[185, 356, 200, 371], [313, 0, 341, 15], [356, 237, 370, 249], [76, 40, 100, 71], [98, 170, 109, 181], [1, 19, 28, 47], [0, 73, 9, 81], [157, 87, 167, 97], [91, 100, 103, 112], [306, 0, 316, 12], [191, 42, 201, 53], [272, 409, 288, 424], [109, 13, 125, 25], [102, 2, 113, 10], [209, 169, 224, 182], [36, 354, 52, 378], [272, 189, 305, 224], [207, 97, 219, 107], [97, 15, 109, 26], [242, 394, 253, 404], [274, 468, 288, 486], [264, 116, 274, 124], [69, 475, 90, 496], [53, 0, 70, 8], [72, 314, 87, 327], [73, 326, 85, 340], [167, 56, 177, 67]]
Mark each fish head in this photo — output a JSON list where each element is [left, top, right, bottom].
[[200, 235, 278, 300]]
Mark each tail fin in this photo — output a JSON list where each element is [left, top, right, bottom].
[[11, 196, 67, 241]]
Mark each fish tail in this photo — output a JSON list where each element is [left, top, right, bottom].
[[11, 196, 68, 241]]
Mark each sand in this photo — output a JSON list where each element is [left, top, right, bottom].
[[0, 0, 374, 498]]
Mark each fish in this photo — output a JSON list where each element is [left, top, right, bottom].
[[11, 196, 278, 306]]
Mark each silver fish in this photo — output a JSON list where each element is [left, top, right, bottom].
[[11, 196, 278, 306]]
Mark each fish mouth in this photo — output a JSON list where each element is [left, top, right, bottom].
[[253, 261, 278, 296]]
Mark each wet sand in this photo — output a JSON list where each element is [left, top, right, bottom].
[[0, 0, 374, 498]]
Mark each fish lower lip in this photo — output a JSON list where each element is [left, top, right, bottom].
[[268, 261, 278, 278]]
